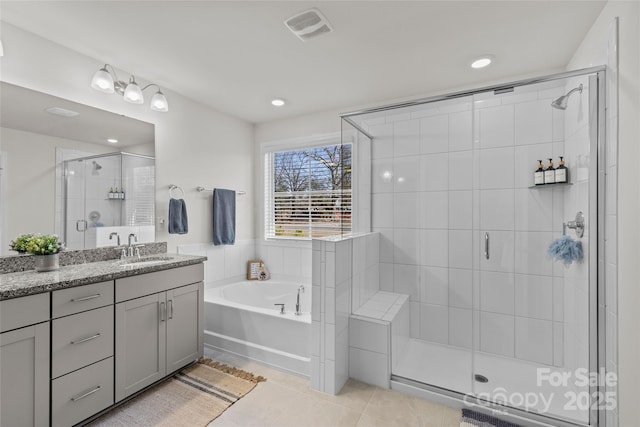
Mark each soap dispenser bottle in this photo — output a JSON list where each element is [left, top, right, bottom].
[[534, 160, 545, 185], [555, 156, 568, 183], [544, 158, 556, 184]]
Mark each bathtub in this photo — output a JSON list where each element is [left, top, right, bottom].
[[204, 280, 311, 377]]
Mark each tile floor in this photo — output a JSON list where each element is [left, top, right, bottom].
[[205, 348, 462, 427]]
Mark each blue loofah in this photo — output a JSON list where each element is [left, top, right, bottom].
[[548, 235, 583, 266]]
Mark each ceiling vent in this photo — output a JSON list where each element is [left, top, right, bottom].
[[284, 8, 333, 41]]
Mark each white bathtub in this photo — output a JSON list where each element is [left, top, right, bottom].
[[204, 280, 311, 377]]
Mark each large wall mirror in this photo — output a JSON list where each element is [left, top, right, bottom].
[[0, 82, 155, 255]]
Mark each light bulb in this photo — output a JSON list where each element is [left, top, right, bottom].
[[123, 77, 144, 104], [91, 66, 115, 93], [150, 90, 169, 112], [271, 99, 285, 107]]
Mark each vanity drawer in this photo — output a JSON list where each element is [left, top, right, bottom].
[[0, 293, 49, 333], [51, 356, 114, 427], [52, 305, 114, 378], [116, 263, 204, 302], [52, 280, 114, 318]]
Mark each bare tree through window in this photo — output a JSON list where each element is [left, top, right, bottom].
[[270, 144, 352, 238]]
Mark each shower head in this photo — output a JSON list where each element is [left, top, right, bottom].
[[92, 161, 102, 171], [551, 84, 583, 110]]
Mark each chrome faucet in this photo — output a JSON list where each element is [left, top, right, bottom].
[[109, 232, 120, 246], [127, 233, 138, 257], [274, 303, 285, 314], [295, 285, 305, 316]]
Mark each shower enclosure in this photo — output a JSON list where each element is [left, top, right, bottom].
[[62, 152, 155, 250], [341, 67, 606, 426]]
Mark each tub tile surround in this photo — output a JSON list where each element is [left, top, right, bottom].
[[178, 239, 312, 287]]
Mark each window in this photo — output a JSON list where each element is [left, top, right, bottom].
[[264, 142, 352, 239]]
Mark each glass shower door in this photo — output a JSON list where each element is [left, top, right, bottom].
[[64, 154, 123, 250], [64, 159, 89, 250], [381, 95, 476, 396], [471, 75, 595, 424]]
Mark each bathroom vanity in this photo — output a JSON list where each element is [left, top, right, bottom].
[[0, 251, 206, 427]]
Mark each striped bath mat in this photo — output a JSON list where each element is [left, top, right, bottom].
[[88, 358, 266, 426]]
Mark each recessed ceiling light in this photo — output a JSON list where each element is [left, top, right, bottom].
[[107, 138, 118, 144], [271, 99, 285, 107], [45, 106, 79, 117], [470, 56, 493, 69]]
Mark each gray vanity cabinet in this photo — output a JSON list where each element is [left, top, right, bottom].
[[0, 293, 50, 427], [50, 280, 115, 427], [114, 264, 204, 402]]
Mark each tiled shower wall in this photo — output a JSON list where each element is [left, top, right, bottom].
[[310, 233, 379, 395], [360, 82, 578, 367]]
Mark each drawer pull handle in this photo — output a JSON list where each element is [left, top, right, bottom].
[[168, 300, 174, 320], [71, 333, 101, 345], [70, 293, 102, 302], [71, 385, 101, 402], [160, 301, 165, 322]]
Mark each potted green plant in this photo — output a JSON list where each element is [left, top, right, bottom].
[[9, 234, 33, 254], [25, 234, 64, 272]]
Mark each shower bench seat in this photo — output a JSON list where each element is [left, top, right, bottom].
[[349, 291, 410, 389]]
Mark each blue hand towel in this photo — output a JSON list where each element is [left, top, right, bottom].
[[213, 188, 236, 245], [168, 198, 188, 234], [548, 235, 583, 266]]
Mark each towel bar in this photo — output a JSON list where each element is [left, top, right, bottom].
[[196, 186, 246, 196]]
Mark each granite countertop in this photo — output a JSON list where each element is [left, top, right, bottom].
[[0, 253, 207, 300]]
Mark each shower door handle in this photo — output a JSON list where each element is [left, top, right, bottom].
[[484, 232, 490, 260], [76, 219, 87, 232]]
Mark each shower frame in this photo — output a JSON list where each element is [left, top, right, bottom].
[[340, 65, 608, 427]]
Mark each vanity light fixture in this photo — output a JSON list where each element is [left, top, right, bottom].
[[470, 56, 493, 69], [271, 98, 286, 107], [91, 64, 169, 112]]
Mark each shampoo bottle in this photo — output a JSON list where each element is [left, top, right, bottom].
[[544, 158, 556, 184], [534, 160, 545, 185], [555, 156, 568, 183]]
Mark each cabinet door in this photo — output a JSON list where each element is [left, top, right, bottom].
[[115, 293, 166, 402], [0, 322, 50, 427], [166, 283, 201, 373]]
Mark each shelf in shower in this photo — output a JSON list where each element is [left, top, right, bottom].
[[528, 182, 573, 189]]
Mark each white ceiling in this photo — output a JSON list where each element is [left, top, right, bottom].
[[0, 1, 605, 124]]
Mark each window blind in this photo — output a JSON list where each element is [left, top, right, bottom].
[[265, 143, 352, 239]]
